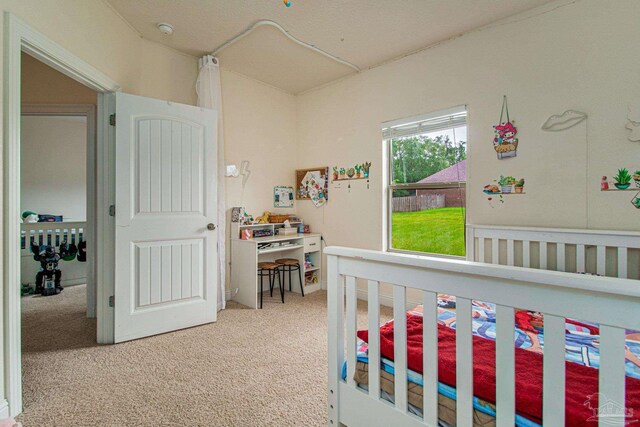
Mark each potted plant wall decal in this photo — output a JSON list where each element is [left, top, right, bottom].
[[362, 162, 371, 178], [354, 164, 362, 178], [339, 167, 346, 179], [514, 178, 525, 193], [332, 167, 339, 181], [614, 168, 632, 190], [498, 175, 516, 194], [634, 170, 640, 188]]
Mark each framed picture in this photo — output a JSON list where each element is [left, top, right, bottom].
[[295, 167, 329, 200], [274, 186, 294, 208]]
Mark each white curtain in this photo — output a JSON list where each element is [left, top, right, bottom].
[[196, 55, 226, 311]]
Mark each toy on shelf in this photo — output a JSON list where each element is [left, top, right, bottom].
[[21, 211, 38, 223], [305, 270, 319, 285], [256, 211, 270, 224], [304, 253, 314, 270]]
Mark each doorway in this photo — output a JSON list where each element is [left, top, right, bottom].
[[4, 13, 120, 417]]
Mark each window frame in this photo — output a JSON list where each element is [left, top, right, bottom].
[[384, 110, 467, 259]]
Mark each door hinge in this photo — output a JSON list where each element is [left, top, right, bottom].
[[108, 295, 114, 307], [109, 114, 116, 126], [109, 205, 116, 216]]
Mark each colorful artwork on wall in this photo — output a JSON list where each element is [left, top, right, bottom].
[[600, 168, 639, 191], [601, 167, 640, 210], [295, 167, 329, 204], [483, 175, 526, 195], [333, 162, 371, 181], [273, 186, 294, 208], [493, 96, 519, 159]]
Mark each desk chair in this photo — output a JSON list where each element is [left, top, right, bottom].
[[275, 258, 304, 297], [257, 262, 284, 308]]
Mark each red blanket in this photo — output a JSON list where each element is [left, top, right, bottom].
[[357, 313, 640, 426]]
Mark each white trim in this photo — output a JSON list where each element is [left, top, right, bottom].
[[381, 104, 467, 130], [21, 104, 97, 318], [3, 12, 119, 417], [96, 93, 115, 344]]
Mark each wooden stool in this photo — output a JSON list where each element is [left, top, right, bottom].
[[257, 262, 284, 308], [275, 258, 304, 297]]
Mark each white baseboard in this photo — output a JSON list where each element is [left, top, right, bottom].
[[0, 399, 9, 419], [356, 288, 421, 309]]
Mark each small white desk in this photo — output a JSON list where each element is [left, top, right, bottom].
[[231, 233, 322, 309]]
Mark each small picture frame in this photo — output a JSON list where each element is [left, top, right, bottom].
[[274, 186, 294, 208]]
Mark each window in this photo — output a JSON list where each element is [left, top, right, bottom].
[[383, 106, 467, 257]]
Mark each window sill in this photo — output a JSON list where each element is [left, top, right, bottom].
[[386, 247, 466, 261]]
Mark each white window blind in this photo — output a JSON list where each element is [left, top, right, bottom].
[[382, 105, 467, 140]]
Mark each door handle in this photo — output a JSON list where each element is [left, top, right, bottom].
[[207, 223, 216, 231]]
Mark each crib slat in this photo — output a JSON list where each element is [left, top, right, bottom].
[[618, 247, 628, 278], [491, 238, 499, 264], [543, 314, 565, 426], [506, 239, 514, 266], [422, 291, 438, 426], [576, 244, 586, 272], [326, 256, 344, 426], [496, 305, 515, 426], [597, 245, 606, 276], [539, 242, 547, 270], [523, 240, 530, 268], [367, 281, 381, 400], [478, 237, 485, 263], [599, 325, 626, 427], [345, 276, 357, 388], [456, 297, 473, 427], [557, 243, 565, 272], [392, 285, 408, 412]]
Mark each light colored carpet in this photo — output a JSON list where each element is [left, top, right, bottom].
[[18, 285, 390, 426]]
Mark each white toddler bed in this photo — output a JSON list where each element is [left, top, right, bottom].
[[326, 225, 640, 426]]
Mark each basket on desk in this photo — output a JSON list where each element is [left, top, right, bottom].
[[268, 215, 290, 223]]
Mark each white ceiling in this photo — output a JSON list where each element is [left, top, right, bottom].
[[106, 0, 555, 94]]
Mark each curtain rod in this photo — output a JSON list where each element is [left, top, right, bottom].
[[210, 19, 361, 72]]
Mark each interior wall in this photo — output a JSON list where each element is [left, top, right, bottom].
[[0, 0, 200, 412], [21, 116, 87, 221], [221, 69, 298, 295], [296, 0, 640, 268], [21, 53, 97, 105]]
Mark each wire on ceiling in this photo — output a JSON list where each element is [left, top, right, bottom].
[[210, 19, 361, 72]]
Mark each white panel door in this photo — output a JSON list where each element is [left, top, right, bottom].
[[114, 92, 217, 343]]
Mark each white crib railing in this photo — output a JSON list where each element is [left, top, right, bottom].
[[21, 221, 86, 253], [326, 246, 640, 427], [21, 221, 87, 287], [466, 224, 640, 279]]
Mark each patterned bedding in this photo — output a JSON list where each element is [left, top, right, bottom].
[[345, 295, 640, 426]]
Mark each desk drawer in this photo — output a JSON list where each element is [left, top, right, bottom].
[[304, 236, 321, 253]]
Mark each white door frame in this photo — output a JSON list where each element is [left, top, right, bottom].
[[21, 104, 97, 318], [3, 12, 119, 417]]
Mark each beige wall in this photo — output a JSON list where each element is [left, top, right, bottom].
[[0, 0, 200, 410], [221, 69, 298, 294], [21, 116, 87, 220], [21, 52, 97, 105], [296, 0, 640, 261]]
